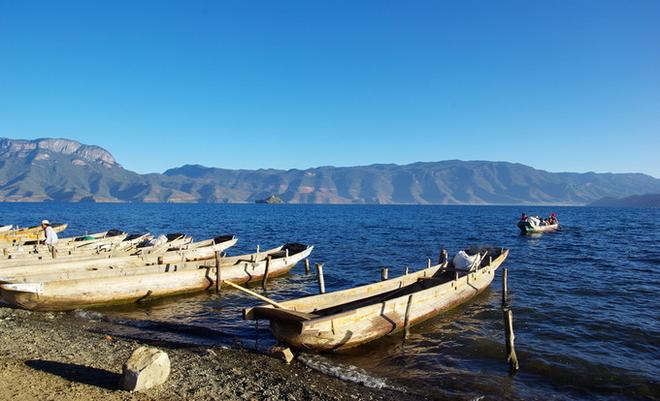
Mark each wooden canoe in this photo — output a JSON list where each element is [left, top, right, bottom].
[[0, 243, 312, 311], [244, 248, 509, 351], [0, 223, 68, 244], [0, 233, 196, 268], [3, 244, 290, 283], [0, 225, 13, 232], [1, 231, 129, 259], [0, 235, 236, 279]]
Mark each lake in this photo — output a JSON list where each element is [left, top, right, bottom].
[[1, 203, 658, 400]]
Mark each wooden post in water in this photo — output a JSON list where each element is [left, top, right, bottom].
[[316, 263, 326, 294], [262, 256, 272, 290], [215, 251, 222, 293], [381, 268, 389, 281], [427, 258, 431, 268], [504, 309, 519, 372], [501, 267, 519, 373], [502, 268, 509, 306], [304, 259, 311, 274], [405, 266, 409, 275]]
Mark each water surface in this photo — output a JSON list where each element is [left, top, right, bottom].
[[2, 204, 658, 400]]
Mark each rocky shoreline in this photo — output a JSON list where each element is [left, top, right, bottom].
[[0, 306, 431, 401]]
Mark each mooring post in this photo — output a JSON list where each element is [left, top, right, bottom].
[[405, 266, 409, 275], [381, 267, 389, 281], [262, 255, 272, 290], [403, 294, 413, 339], [157, 256, 163, 265], [504, 308, 519, 372], [502, 268, 509, 307], [427, 258, 431, 268], [316, 263, 326, 294], [304, 259, 311, 274], [215, 251, 222, 293], [438, 248, 447, 264]]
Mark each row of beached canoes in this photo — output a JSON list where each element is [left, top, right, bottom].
[[0, 222, 510, 352], [0, 230, 313, 311]]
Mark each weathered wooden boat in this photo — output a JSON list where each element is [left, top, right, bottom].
[[0, 225, 13, 232], [1, 230, 129, 259], [0, 243, 312, 311], [244, 247, 509, 351], [0, 235, 236, 278], [0, 223, 68, 244], [0, 233, 195, 268], [3, 244, 289, 283]]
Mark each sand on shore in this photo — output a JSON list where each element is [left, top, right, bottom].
[[0, 306, 430, 401]]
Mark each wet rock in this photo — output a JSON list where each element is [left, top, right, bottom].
[[119, 346, 170, 391]]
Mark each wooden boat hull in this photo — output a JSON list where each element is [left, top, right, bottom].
[[517, 221, 559, 234], [4, 244, 287, 283], [0, 223, 67, 244], [0, 244, 312, 311], [246, 249, 508, 351], [0, 235, 235, 279]]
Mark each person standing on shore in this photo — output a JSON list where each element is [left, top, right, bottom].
[[41, 220, 58, 258]]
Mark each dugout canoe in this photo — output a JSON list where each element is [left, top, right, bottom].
[[244, 247, 509, 351], [0, 233, 160, 267], [0, 243, 312, 311], [1, 230, 129, 259], [0, 223, 68, 244], [0, 235, 236, 279], [3, 244, 292, 283]]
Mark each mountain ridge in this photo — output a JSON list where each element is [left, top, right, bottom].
[[1, 137, 659, 204]]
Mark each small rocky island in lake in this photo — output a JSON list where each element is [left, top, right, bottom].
[[255, 195, 285, 204]]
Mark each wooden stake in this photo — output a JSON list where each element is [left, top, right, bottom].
[[403, 294, 413, 338], [438, 248, 447, 264], [405, 266, 409, 275], [215, 251, 222, 293], [316, 263, 326, 294], [502, 268, 509, 306], [223, 280, 286, 309], [427, 258, 431, 268], [381, 268, 389, 281], [504, 308, 519, 372], [262, 255, 271, 290], [304, 259, 310, 274]]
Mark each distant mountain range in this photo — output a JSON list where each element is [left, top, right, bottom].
[[1, 137, 659, 205], [589, 193, 660, 208]]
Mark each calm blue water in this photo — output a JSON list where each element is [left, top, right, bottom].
[[1, 204, 658, 401]]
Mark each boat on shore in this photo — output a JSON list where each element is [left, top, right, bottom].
[[0, 235, 236, 278], [244, 247, 508, 351], [0, 225, 13, 232], [1, 230, 130, 259], [3, 243, 291, 283], [0, 243, 312, 311], [0, 233, 193, 267], [0, 223, 68, 244]]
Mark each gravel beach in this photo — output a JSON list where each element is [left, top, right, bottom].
[[0, 306, 430, 401]]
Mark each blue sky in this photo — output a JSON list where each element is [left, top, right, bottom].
[[0, 0, 658, 177]]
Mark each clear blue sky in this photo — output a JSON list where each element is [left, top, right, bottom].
[[0, 0, 658, 177]]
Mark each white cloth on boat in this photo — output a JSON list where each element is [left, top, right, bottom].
[[527, 216, 541, 227], [453, 251, 483, 271]]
